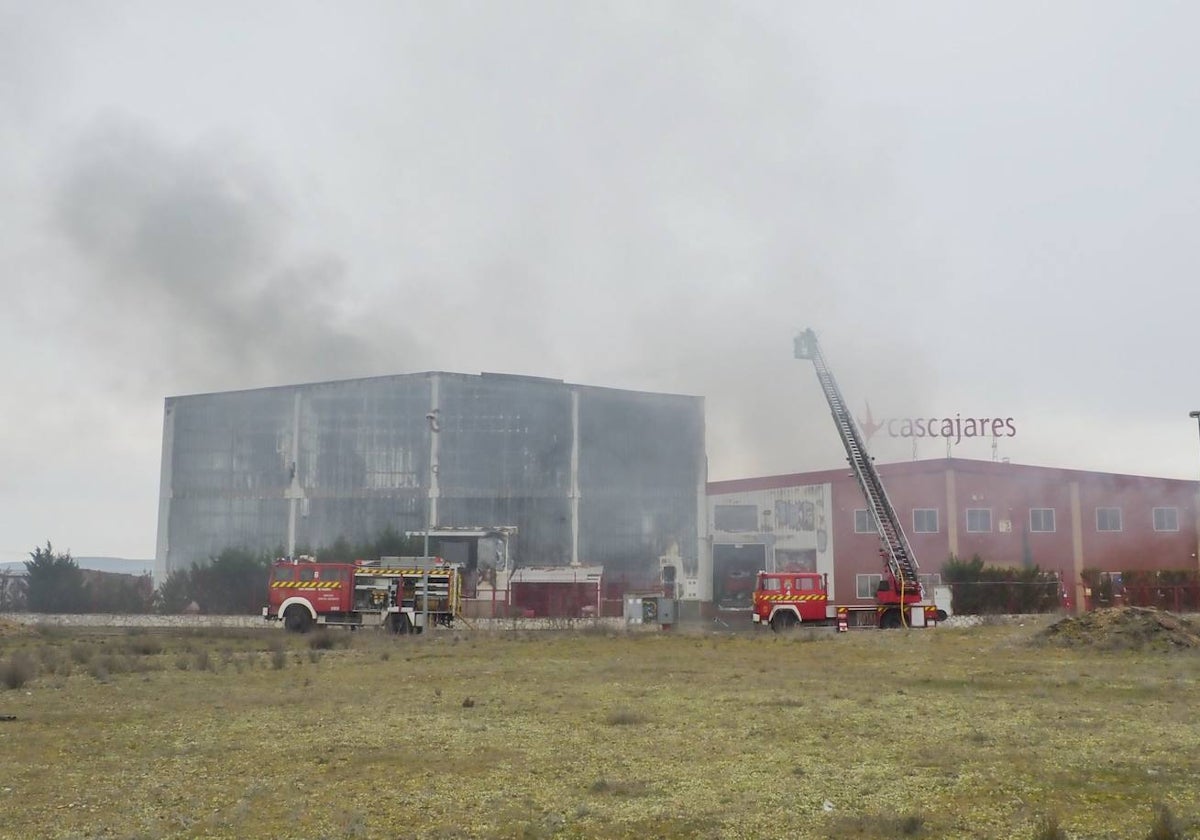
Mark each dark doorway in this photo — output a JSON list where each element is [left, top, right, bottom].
[[713, 543, 766, 609], [433, 538, 476, 596]]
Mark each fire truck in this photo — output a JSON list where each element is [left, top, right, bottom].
[[753, 570, 943, 630], [263, 556, 462, 633], [752, 329, 946, 631]]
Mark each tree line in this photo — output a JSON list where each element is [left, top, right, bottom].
[[5, 529, 427, 616], [941, 553, 1065, 614], [5, 542, 154, 614]]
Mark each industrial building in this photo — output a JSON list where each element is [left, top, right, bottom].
[[707, 457, 1200, 612], [156, 365, 1200, 619], [155, 371, 708, 609]]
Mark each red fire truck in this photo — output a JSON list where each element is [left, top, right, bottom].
[[768, 329, 945, 630], [752, 570, 945, 630], [263, 557, 462, 633]]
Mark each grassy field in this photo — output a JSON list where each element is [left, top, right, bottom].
[[0, 617, 1197, 840]]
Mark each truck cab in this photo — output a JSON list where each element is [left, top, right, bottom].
[[264, 557, 462, 633], [266, 560, 354, 632], [752, 571, 829, 630]]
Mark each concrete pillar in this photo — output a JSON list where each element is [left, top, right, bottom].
[[1070, 481, 1085, 615], [570, 389, 581, 567], [945, 467, 959, 559]]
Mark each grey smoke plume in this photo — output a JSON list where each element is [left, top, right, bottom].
[[52, 115, 407, 393]]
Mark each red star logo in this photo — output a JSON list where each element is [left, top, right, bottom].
[[857, 401, 882, 441]]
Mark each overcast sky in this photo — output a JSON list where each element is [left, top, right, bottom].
[[3, 1, 1199, 563]]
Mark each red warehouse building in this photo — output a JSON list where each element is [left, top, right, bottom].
[[707, 457, 1200, 613]]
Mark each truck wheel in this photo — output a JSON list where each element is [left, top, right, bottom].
[[879, 609, 903, 630], [770, 611, 798, 632], [283, 606, 313, 633], [390, 614, 412, 635]]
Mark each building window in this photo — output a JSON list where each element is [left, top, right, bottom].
[[714, 504, 758, 532], [856, 574, 882, 599], [965, 508, 992, 533], [913, 509, 939, 534], [1096, 507, 1122, 532], [1030, 508, 1056, 533], [853, 509, 875, 534], [919, 574, 942, 591], [1153, 507, 1179, 532], [775, 549, 816, 572]]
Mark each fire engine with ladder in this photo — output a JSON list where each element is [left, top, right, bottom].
[[263, 556, 462, 633], [752, 329, 946, 631]]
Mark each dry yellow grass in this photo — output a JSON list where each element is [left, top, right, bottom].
[[0, 619, 1197, 839]]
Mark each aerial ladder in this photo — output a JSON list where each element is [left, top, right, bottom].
[[794, 328, 926, 627]]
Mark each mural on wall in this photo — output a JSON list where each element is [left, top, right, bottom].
[[773, 498, 815, 531]]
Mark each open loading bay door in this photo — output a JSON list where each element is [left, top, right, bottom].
[[713, 543, 766, 610]]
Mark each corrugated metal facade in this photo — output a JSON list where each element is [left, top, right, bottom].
[[155, 372, 705, 583]]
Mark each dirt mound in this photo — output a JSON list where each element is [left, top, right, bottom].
[[1039, 607, 1200, 652]]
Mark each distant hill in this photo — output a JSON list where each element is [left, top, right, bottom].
[[74, 557, 155, 575], [0, 557, 153, 576]]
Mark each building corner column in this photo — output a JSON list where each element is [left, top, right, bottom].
[[1193, 487, 1200, 575], [570, 389, 581, 567], [1070, 481, 1085, 615], [945, 467, 958, 560]]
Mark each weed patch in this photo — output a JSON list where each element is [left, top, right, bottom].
[[1148, 803, 1184, 840], [604, 708, 647, 726], [1033, 814, 1068, 840], [1, 652, 35, 689], [308, 631, 352, 650], [192, 649, 212, 672], [827, 811, 925, 838], [124, 635, 164, 656], [588, 778, 651, 797]]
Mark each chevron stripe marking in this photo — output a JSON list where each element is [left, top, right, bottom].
[[270, 581, 341, 589]]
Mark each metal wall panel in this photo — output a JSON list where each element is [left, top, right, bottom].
[[156, 372, 704, 584], [577, 387, 705, 576]]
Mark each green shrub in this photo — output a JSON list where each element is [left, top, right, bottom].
[[308, 631, 350, 650], [125, 635, 164, 656], [87, 659, 109, 683], [1, 652, 36, 690], [604, 709, 646, 726], [588, 778, 650, 797], [1147, 803, 1183, 840], [1032, 814, 1066, 840], [37, 646, 62, 672]]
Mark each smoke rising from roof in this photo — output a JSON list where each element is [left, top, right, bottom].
[[52, 115, 406, 393]]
